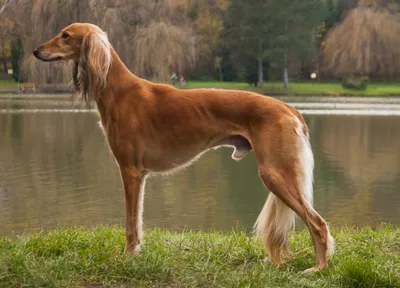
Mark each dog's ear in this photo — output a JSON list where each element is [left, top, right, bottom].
[[82, 31, 112, 89]]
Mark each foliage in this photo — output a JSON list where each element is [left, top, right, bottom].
[[190, 0, 229, 78], [10, 38, 23, 82], [10, 0, 231, 83], [325, 0, 345, 31], [1, 225, 399, 287], [222, 0, 270, 86], [342, 76, 369, 90], [323, 6, 400, 78], [4, 0, 400, 84], [20, 0, 91, 85], [222, 0, 326, 87], [267, 0, 326, 61], [133, 22, 196, 81], [0, 11, 16, 74]]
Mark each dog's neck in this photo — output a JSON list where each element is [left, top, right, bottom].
[[73, 45, 139, 108], [106, 48, 133, 88], [94, 47, 140, 121]]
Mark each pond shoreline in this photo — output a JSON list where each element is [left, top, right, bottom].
[[3, 90, 400, 98], [3, 93, 400, 116], [4, 80, 400, 97], [1, 224, 399, 287]]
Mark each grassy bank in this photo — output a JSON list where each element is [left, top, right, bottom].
[[0, 79, 15, 86], [1, 225, 399, 287], [184, 81, 400, 96], [3, 79, 400, 96]]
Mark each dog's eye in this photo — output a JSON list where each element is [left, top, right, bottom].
[[61, 33, 69, 39]]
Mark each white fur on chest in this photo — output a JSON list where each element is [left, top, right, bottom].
[[98, 121, 106, 136]]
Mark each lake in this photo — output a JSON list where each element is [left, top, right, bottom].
[[1, 94, 400, 236]]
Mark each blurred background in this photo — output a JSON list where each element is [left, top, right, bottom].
[[1, 0, 400, 89]]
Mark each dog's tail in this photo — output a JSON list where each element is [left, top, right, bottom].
[[254, 191, 296, 260], [253, 113, 315, 261]]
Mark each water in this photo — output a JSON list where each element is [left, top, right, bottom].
[[1, 94, 400, 236]]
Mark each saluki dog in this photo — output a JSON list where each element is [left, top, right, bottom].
[[34, 23, 334, 272]]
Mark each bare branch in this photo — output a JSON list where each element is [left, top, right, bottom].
[[0, 0, 18, 15]]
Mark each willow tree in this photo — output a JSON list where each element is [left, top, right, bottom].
[[116, 0, 197, 81], [133, 22, 196, 81], [322, 7, 400, 77], [14, 0, 197, 84], [20, 0, 94, 85]]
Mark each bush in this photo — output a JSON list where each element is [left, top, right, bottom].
[[342, 76, 369, 90]]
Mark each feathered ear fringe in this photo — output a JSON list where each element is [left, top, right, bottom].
[[72, 31, 111, 105]]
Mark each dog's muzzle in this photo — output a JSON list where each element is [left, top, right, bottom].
[[33, 48, 62, 62]]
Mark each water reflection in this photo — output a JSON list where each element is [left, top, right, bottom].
[[0, 95, 399, 236], [309, 115, 400, 227]]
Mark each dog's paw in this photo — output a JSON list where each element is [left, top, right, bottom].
[[124, 242, 141, 255], [301, 266, 322, 274]]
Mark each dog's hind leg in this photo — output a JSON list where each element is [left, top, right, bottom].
[[253, 117, 334, 271]]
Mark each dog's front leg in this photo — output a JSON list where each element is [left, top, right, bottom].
[[119, 165, 146, 254]]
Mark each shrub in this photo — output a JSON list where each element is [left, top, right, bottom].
[[342, 76, 369, 90]]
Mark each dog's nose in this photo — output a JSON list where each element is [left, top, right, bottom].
[[33, 48, 38, 56]]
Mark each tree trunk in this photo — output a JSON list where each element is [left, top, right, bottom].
[[317, 48, 321, 82], [283, 19, 289, 93], [1, 57, 7, 74], [283, 50, 289, 93], [258, 57, 263, 88], [1, 48, 7, 74]]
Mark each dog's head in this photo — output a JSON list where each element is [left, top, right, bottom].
[[33, 23, 110, 63], [33, 23, 112, 104]]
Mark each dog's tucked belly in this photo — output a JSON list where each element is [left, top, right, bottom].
[[213, 135, 252, 160], [144, 135, 252, 173]]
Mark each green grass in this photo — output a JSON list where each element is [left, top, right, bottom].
[[1, 225, 399, 287], [183, 81, 400, 96], [0, 79, 15, 86], [3, 79, 400, 96]]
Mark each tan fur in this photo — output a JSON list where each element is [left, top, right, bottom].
[[254, 193, 295, 264], [34, 23, 334, 272], [74, 30, 112, 104]]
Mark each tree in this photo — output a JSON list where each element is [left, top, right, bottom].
[[223, 0, 270, 87], [223, 0, 325, 89], [19, 0, 94, 85], [11, 38, 23, 81], [116, 0, 197, 81], [325, 0, 345, 30], [3, 0, 329, 84], [188, 0, 228, 80], [266, 0, 326, 90], [0, 14, 15, 74], [322, 7, 400, 78], [133, 22, 196, 81], [11, 0, 198, 84]]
